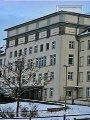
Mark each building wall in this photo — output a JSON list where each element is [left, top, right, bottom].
[[79, 36, 90, 98]]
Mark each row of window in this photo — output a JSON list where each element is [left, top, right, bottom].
[[80, 40, 90, 51], [44, 88, 53, 97], [8, 54, 56, 71], [11, 72, 54, 85], [9, 41, 56, 58], [79, 72, 90, 82]]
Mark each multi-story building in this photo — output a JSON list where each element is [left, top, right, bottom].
[[3, 11, 90, 101], [0, 53, 6, 88]]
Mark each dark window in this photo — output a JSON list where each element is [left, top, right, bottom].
[[46, 43, 49, 50], [0, 71, 2, 77], [19, 49, 22, 56], [14, 51, 17, 57], [40, 44, 43, 52], [68, 54, 74, 65], [88, 40, 90, 50]]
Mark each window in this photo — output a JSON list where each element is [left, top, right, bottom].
[[19, 49, 22, 56], [14, 51, 17, 57], [44, 88, 47, 97], [8, 63, 12, 71], [87, 88, 90, 97], [79, 72, 83, 82], [50, 88, 53, 97], [50, 72, 54, 80], [87, 72, 90, 81], [0, 71, 2, 77], [66, 90, 71, 96], [12, 77, 15, 85], [80, 41, 84, 51], [29, 47, 32, 54], [36, 58, 39, 67], [80, 56, 84, 66], [0, 59, 2, 67], [44, 73, 48, 81], [33, 73, 36, 82], [46, 43, 49, 50], [87, 56, 90, 66], [38, 73, 42, 81], [52, 41, 56, 49], [40, 44, 43, 52], [68, 54, 74, 65], [36, 56, 46, 67], [50, 54, 56, 65], [88, 40, 90, 50], [68, 72, 73, 80], [69, 41, 74, 49], [24, 48, 27, 55], [34, 46, 38, 53], [9, 52, 13, 58], [27, 59, 32, 69]]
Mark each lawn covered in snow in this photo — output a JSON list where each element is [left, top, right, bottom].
[[0, 101, 90, 120]]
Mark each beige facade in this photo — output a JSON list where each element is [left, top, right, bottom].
[[3, 11, 90, 101]]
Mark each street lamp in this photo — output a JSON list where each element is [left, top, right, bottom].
[[63, 64, 70, 112]]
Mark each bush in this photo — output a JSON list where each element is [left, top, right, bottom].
[[0, 106, 15, 118]]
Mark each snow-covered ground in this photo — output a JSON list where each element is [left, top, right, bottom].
[[0, 102, 90, 120]]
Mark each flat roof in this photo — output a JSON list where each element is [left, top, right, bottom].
[[4, 11, 90, 31]]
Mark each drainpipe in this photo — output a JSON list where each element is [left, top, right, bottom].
[[75, 14, 80, 99]]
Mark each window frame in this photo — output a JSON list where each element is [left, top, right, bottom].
[[68, 54, 74, 65], [69, 41, 75, 49], [40, 44, 43, 52]]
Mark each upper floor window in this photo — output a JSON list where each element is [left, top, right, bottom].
[[36, 56, 46, 67], [50, 88, 53, 97], [50, 72, 54, 80], [68, 72, 73, 80], [27, 59, 32, 69], [80, 41, 84, 51], [87, 55, 90, 66], [9, 52, 13, 58], [19, 49, 22, 56], [44, 73, 48, 81], [24, 48, 27, 55], [14, 51, 17, 57], [0, 59, 2, 67], [80, 56, 84, 67], [69, 41, 74, 49], [34, 46, 38, 53], [88, 40, 90, 50], [52, 41, 56, 49], [50, 54, 56, 65], [38, 73, 42, 81], [40, 44, 43, 52], [33, 73, 36, 82], [68, 54, 74, 65], [8, 63, 12, 72], [46, 43, 49, 50], [29, 47, 32, 54], [87, 72, 90, 82]]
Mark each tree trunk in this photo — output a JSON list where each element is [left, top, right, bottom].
[[16, 94, 20, 117]]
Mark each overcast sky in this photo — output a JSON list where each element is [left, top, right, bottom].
[[0, 0, 90, 46]]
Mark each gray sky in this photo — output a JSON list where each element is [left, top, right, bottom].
[[0, 0, 90, 46]]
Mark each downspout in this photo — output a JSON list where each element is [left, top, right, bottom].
[[75, 14, 80, 99]]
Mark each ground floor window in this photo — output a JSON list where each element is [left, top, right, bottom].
[[87, 88, 90, 97], [44, 88, 47, 97], [50, 88, 53, 97]]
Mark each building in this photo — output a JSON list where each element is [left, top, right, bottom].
[[0, 53, 6, 89], [3, 11, 90, 101]]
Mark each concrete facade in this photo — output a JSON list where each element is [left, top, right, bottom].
[[3, 11, 90, 101]]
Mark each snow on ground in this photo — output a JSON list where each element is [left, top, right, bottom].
[[0, 102, 90, 120]]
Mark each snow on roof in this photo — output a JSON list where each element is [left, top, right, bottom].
[[79, 27, 90, 36]]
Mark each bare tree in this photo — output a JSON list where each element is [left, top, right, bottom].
[[0, 54, 51, 117]]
